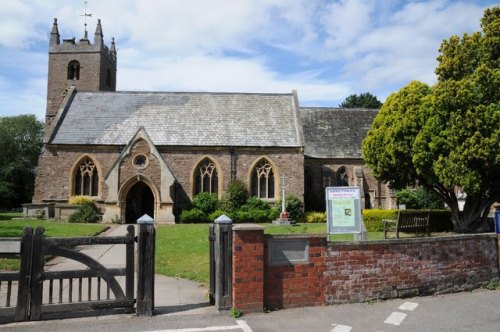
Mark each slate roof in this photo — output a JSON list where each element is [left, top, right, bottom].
[[299, 107, 378, 159], [50, 91, 303, 147]]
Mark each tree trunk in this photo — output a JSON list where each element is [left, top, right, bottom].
[[454, 194, 493, 233], [429, 185, 493, 233]]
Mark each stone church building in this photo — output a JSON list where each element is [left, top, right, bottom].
[[30, 19, 395, 223]]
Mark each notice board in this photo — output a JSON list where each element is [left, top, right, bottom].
[[326, 186, 362, 234]]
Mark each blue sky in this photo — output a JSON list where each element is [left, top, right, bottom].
[[0, 0, 497, 120]]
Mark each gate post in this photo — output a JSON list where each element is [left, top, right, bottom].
[[210, 215, 232, 310], [14, 227, 34, 322], [29, 227, 45, 321], [136, 215, 155, 316]]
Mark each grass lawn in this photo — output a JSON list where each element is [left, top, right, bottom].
[[156, 224, 210, 284], [0, 213, 108, 271], [154, 223, 389, 284]]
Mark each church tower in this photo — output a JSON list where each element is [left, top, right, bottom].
[[45, 18, 117, 132]]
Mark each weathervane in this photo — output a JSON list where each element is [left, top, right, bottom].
[[80, 1, 92, 39]]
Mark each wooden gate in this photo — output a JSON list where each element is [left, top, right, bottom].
[[0, 225, 135, 323]]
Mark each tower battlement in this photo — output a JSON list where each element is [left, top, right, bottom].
[[44, 18, 117, 141]]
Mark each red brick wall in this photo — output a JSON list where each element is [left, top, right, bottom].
[[232, 225, 265, 312], [265, 237, 327, 309], [232, 229, 499, 311]]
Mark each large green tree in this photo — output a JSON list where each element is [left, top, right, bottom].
[[339, 92, 383, 108], [0, 115, 43, 209], [363, 7, 500, 232]]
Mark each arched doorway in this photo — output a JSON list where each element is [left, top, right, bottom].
[[125, 182, 154, 223]]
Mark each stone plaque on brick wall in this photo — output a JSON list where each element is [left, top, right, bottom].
[[269, 238, 308, 266]]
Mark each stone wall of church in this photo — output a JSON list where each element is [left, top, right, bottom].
[[304, 158, 396, 211], [160, 147, 305, 205], [33, 147, 120, 204], [33, 145, 304, 220]]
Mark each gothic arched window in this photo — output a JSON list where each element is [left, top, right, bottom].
[[336, 166, 349, 186], [67, 60, 80, 80], [74, 157, 99, 196], [251, 159, 275, 199], [194, 158, 219, 195]]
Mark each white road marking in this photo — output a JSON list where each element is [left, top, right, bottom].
[[384, 311, 408, 326], [236, 320, 254, 332], [399, 302, 419, 311], [330, 324, 352, 332], [142, 320, 252, 332]]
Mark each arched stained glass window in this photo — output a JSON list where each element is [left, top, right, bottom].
[[74, 157, 99, 196], [194, 158, 219, 195], [251, 159, 275, 199]]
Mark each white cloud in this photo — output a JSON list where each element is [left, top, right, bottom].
[[0, 0, 496, 118], [118, 54, 349, 102]]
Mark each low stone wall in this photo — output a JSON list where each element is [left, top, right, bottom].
[[22, 203, 55, 219], [232, 226, 499, 312]]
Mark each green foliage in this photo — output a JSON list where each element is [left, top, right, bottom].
[[179, 208, 208, 223], [484, 279, 500, 290], [268, 208, 280, 221], [396, 188, 444, 209], [230, 307, 242, 318], [362, 209, 398, 232], [339, 92, 383, 108], [220, 180, 248, 212], [284, 195, 304, 221], [192, 192, 219, 214], [361, 209, 453, 232], [362, 7, 500, 232], [208, 209, 229, 222], [299, 211, 326, 223], [232, 196, 275, 223], [0, 115, 43, 209], [68, 204, 99, 223], [69, 195, 94, 205]]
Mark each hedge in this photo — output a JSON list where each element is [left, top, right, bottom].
[[361, 209, 454, 232]]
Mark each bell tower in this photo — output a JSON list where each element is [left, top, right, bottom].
[[45, 18, 117, 131]]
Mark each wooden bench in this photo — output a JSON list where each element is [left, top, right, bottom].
[[383, 211, 431, 239]]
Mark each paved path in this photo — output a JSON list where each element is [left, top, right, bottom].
[[45, 224, 216, 316]]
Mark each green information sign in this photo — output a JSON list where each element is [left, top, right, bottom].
[[326, 186, 362, 234]]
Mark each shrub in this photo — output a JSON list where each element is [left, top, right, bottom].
[[69, 195, 94, 206], [193, 192, 220, 214], [208, 209, 230, 222], [362, 209, 398, 232], [396, 188, 443, 209], [268, 208, 280, 221], [285, 195, 304, 221], [241, 196, 271, 211], [220, 180, 248, 212], [68, 204, 99, 223], [179, 208, 208, 223], [299, 211, 326, 223]]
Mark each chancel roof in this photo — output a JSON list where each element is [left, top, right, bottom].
[[299, 107, 378, 159], [50, 91, 303, 147]]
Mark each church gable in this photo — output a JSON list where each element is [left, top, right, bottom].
[[105, 127, 175, 205]]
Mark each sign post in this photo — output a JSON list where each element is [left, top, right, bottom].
[[326, 187, 362, 236]]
